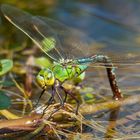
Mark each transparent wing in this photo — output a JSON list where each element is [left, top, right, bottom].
[[2, 4, 140, 67], [1, 4, 64, 62], [37, 16, 100, 60], [37, 16, 140, 67]]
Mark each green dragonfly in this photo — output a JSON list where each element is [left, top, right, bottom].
[[1, 4, 124, 114]]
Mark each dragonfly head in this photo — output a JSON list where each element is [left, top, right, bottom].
[[36, 68, 55, 89]]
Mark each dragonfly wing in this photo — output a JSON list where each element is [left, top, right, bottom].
[[37, 16, 98, 59], [37, 12, 140, 67], [2, 4, 140, 67], [1, 4, 64, 61]]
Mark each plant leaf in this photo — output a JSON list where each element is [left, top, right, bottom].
[[0, 59, 13, 76], [0, 91, 11, 109]]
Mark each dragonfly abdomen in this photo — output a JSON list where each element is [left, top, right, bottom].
[[77, 57, 94, 64], [77, 55, 112, 64]]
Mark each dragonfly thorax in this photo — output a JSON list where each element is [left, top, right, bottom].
[[53, 62, 87, 83]]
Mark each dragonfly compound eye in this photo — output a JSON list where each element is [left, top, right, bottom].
[[36, 74, 46, 89], [40, 68, 55, 86], [36, 68, 55, 89]]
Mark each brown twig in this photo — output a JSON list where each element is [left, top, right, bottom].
[[80, 95, 140, 115], [0, 95, 139, 133]]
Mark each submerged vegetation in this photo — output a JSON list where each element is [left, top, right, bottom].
[[0, 1, 140, 140]]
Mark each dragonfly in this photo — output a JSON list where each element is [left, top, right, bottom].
[[1, 4, 140, 114]]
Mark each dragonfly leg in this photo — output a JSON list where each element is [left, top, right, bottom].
[[35, 89, 45, 108], [42, 85, 64, 118], [55, 87, 64, 106], [42, 86, 55, 116], [42, 83, 64, 117], [61, 86, 80, 115], [63, 92, 68, 103], [92, 55, 123, 100]]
